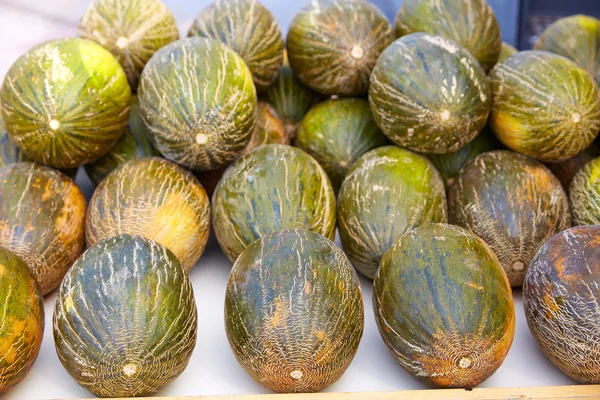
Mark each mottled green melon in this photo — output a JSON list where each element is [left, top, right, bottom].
[[0, 247, 44, 395], [53, 234, 197, 398], [86, 158, 210, 271], [79, 0, 179, 91], [374, 223, 515, 388], [0, 38, 131, 169], [547, 138, 600, 188], [489, 51, 600, 162], [394, 0, 501, 72], [226, 229, 363, 393], [85, 96, 160, 185], [338, 146, 447, 279], [524, 225, 600, 383], [213, 144, 336, 262], [241, 101, 287, 156], [139, 37, 257, 171], [449, 151, 571, 287], [369, 33, 491, 154], [534, 15, 600, 85], [295, 98, 389, 192], [188, 0, 284, 92], [287, 0, 394, 96], [498, 42, 518, 63], [0, 162, 86, 295], [569, 156, 600, 225]]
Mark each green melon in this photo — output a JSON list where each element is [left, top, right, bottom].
[[295, 98, 389, 192], [225, 229, 363, 393], [213, 144, 336, 262], [79, 0, 179, 91], [188, 0, 284, 92], [498, 42, 518, 63], [85, 96, 160, 185], [241, 101, 287, 156], [569, 156, 600, 225], [86, 157, 210, 271], [546, 138, 600, 189], [489, 50, 600, 162], [449, 151, 570, 287], [524, 225, 600, 383], [374, 223, 515, 388], [139, 37, 257, 171], [338, 146, 447, 279], [534, 15, 600, 85], [394, 0, 501, 72], [287, 0, 394, 96], [53, 234, 197, 398], [0, 38, 131, 169], [0, 162, 86, 295], [369, 33, 491, 154], [0, 247, 44, 395]]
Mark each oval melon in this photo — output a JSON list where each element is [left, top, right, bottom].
[[0, 38, 131, 169], [449, 151, 571, 287], [369, 33, 491, 154], [374, 223, 515, 388], [569, 156, 600, 225], [337, 146, 447, 279], [226, 229, 363, 393], [524, 225, 600, 383], [53, 234, 197, 397]]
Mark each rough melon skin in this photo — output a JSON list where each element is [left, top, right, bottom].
[[86, 157, 210, 271], [498, 42, 518, 64], [337, 146, 447, 279], [0, 162, 86, 295], [569, 156, 600, 225], [524, 225, 600, 383], [0, 247, 44, 395], [0, 38, 131, 169], [547, 138, 600, 189], [534, 15, 600, 85], [53, 234, 197, 398], [369, 33, 491, 154], [226, 229, 364, 393], [287, 0, 394, 97], [79, 0, 179, 91], [295, 98, 389, 192], [489, 50, 600, 162], [213, 144, 336, 262], [188, 0, 284, 92], [394, 0, 501, 72], [139, 37, 257, 171], [449, 151, 571, 287], [374, 224, 515, 388]]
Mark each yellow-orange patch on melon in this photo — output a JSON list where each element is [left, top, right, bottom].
[[315, 330, 326, 340], [41, 180, 54, 202], [492, 112, 526, 149], [0, 264, 5, 277]]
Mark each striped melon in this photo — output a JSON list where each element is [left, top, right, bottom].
[[139, 37, 257, 171], [369, 33, 491, 154], [79, 0, 179, 91], [53, 234, 197, 398], [0, 38, 131, 169], [287, 0, 394, 96], [188, 0, 284, 92], [226, 229, 363, 393], [569, 156, 600, 225], [498, 42, 518, 63]]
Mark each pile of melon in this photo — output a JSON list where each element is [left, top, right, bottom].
[[1, 0, 600, 397]]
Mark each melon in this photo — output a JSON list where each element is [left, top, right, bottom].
[[79, 0, 179, 91], [569, 156, 600, 225], [225, 229, 363, 393], [295, 98, 389, 192], [0, 162, 86, 295], [0, 116, 28, 168], [86, 157, 210, 271], [139, 37, 257, 171], [337, 146, 447, 279], [188, 0, 284, 92], [374, 223, 515, 388], [498, 42, 518, 63], [449, 151, 571, 287], [241, 101, 287, 156], [287, 0, 394, 96], [0, 38, 131, 169], [0, 247, 44, 395], [489, 50, 600, 162], [213, 144, 336, 262], [524, 225, 600, 383], [369, 33, 491, 154], [53, 234, 197, 397], [547, 138, 600, 189], [394, 0, 501, 72]]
